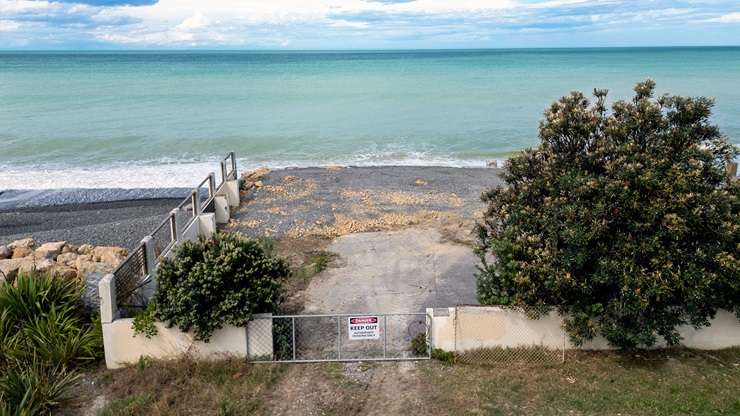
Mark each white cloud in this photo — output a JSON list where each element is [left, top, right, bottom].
[[177, 13, 210, 31], [0, 0, 739, 48], [0, 19, 21, 31], [718, 12, 740, 23]]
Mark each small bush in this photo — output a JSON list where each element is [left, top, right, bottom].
[[131, 302, 158, 339], [431, 348, 456, 363], [476, 80, 740, 349], [153, 232, 290, 342], [410, 333, 428, 356]]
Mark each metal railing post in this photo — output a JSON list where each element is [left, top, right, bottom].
[[220, 160, 228, 184], [168, 208, 179, 242], [292, 317, 297, 361], [191, 189, 200, 217], [230, 151, 237, 179], [337, 317, 341, 360], [383, 315, 388, 359], [141, 236, 156, 277], [208, 172, 216, 199]]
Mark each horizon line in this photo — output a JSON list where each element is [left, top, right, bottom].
[[2, 45, 740, 53]]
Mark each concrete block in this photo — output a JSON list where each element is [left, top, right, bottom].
[[99, 273, 117, 324], [198, 213, 216, 238], [214, 195, 230, 224]]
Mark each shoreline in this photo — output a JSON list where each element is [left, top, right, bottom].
[[0, 164, 503, 210], [0, 165, 503, 249]]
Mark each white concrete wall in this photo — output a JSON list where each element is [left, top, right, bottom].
[[218, 179, 240, 208], [428, 306, 740, 352], [214, 195, 230, 224], [103, 321, 247, 369]]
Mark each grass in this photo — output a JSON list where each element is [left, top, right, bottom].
[[421, 348, 740, 416], [71, 348, 740, 415], [96, 358, 287, 416]]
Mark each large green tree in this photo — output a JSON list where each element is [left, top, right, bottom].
[[476, 80, 740, 349]]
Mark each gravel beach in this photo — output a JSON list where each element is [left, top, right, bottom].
[[1, 166, 503, 252], [0, 199, 182, 249]]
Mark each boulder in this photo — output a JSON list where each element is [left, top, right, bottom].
[[0, 257, 47, 281], [57, 252, 79, 266], [0, 245, 10, 260], [12, 246, 34, 259], [51, 265, 78, 280], [75, 254, 93, 269], [0, 259, 23, 282], [77, 244, 94, 255], [8, 238, 35, 250], [92, 246, 127, 266], [32, 258, 55, 273], [62, 244, 78, 254], [34, 241, 67, 260], [243, 167, 270, 182]]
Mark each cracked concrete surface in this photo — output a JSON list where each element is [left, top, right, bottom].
[[303, 228, 479, 313]]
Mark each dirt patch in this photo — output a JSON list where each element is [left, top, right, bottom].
[[265, 363, 369, 416]]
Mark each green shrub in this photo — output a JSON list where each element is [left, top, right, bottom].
[[153, 232, 290, 342], [410, 333, 428, 357], [0, 360, 79, 416], [431, 348, 455, 363], [272, 318, 294, 361], [131, 302, 158, 338], [0, 272, 102, 414], [476, 80, 740, 349]]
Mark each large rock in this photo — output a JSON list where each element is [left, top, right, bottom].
[[9, 238, 35, 250], [34, 241, 67, 260], [77, 244, 94, 255], [51, 265, 78, 280], [62, 243, 78, 254], [0, 259, 23, 282], [56, 252, 79, 267], [0, 245, 10, 260], [33, 258, 55, 273], [12, 246, 34, 259], [92, 246, 127, 266], [9, 238, 35, 258], [0, 257, 48, 282], [75, 256, 114, 278]]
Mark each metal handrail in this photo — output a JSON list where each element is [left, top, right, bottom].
[[111, 152, 238, 310]]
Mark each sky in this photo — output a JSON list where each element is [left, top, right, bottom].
[[0, 0, 739, 49]]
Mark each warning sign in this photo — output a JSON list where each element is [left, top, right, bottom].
[[348, 316, 380, 340]]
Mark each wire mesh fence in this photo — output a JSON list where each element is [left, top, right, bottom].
[[112, 243, 149, 312], [150, 216, 175, 258], [174, 198, 196, 236], [453, 305, 565, 366], [248, 313, 431, 363]]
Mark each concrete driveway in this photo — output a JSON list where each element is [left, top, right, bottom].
[[303, 228, 479, 313]]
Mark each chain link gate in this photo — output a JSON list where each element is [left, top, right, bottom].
[[247, 313, 431, 363]]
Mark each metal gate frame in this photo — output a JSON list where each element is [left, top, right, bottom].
[[248, 312, 432, 363]]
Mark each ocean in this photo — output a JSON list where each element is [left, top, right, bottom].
[[1, 47, 739, 190]]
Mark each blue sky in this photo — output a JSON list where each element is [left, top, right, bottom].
[[1, 0, 739, 49]]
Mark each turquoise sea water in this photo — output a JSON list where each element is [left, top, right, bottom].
[[1, 47, 739, 189]]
